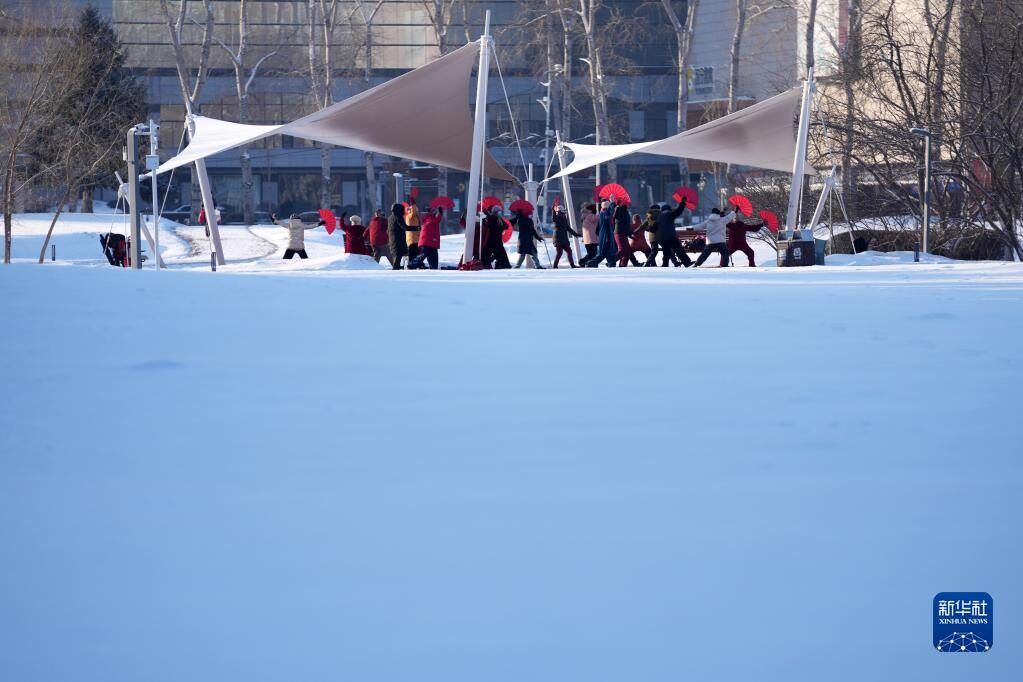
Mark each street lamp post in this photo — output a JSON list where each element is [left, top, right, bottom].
[[911, 127, 932, 254]]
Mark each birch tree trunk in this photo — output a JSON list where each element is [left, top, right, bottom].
[[558, 4, 573, 140], [578, 0, 614, 181], [159, 0, 214, 225], [355, 1, 385, 214], [660, 0, 700, 183]]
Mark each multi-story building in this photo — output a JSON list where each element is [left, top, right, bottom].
[[94, 1, 822, 217]]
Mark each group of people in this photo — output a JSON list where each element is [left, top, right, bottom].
[[574, 197, 763, 268], [273, 198, 445, 269], [274, 194, 766, 270]]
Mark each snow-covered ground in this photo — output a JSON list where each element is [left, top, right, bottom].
[[1, 213, 1021, 681]]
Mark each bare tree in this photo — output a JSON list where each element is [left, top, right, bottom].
[[158, 0, 216, 226], [0, 5, 75, 264], [208, 0, 280, 225], [577, 0, 615, 180], [659, 0, 700, 182], [306, 0, 345, 209], [351, 0, 385, 214]]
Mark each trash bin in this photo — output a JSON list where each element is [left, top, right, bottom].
[[814, 238, 828, 265], [776, 238, 816, 267]]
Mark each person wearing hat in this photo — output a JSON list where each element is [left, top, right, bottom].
[[585, 198, 618, 267], [692, 207, 737, 267], [342, 214, 370, 256], [273, 212, 318, 260], [551, 203, 580, 268], [481, 205, 511, 269], [613, 201, 634, 267], [512, 206, 545, 269], [578, 203, 599, 267], [654, 198, 693, 267], [387, 203, 408, 270]]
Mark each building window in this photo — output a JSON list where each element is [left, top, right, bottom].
[[629, 110, 645, 140], [692, 66, 713, 95]]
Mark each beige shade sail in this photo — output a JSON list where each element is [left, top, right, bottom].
[[155, 41, 516, 182], [546, 87, 814, 182]]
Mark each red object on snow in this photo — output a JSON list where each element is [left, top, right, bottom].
[[478, 196, 503, 213], [758, 210, 779, 233], [458, 258, 484, 271], [671, 186, 698, 209], [598, 183, 631, 205], [727, 194, 753, 217], [429, 195, 455, 210], [502, 217, 514, 243], [509, 199, 534, 215], [409, 186, 419, 201], [319, 209, 337, 234]]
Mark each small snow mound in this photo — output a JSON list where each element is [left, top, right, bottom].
[[825, 250, 957, 267]]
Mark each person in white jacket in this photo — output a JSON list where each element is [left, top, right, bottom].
[[273, 213, 319, 259], [692, 208, 736, 267]]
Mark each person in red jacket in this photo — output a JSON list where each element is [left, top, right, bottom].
[[342, 214, 371, 256], [411, 206, 443, 269], [366, 208, 391, 264], [726, 218, 764, 267]]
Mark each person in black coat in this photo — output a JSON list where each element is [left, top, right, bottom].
[[552, 204, 580, 268], [512, 209, 545, 269], [387, 203, 408, 270], [655, 198, 693, 267], [481, 206, 511, 269]]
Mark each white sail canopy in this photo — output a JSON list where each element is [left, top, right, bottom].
[[547, 87, 814, 181], [155, 41, 516, 182]]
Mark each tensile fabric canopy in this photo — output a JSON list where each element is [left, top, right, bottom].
[[155, 41, 516, 182], [546, 87, 814, 182]]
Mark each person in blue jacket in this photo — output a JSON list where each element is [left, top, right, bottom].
[[586, 199, 619, 267]]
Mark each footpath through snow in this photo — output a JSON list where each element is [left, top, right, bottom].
[[1, 213, 1021, 681]]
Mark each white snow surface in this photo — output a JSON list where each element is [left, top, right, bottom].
[[1, 213, 1021, 681]]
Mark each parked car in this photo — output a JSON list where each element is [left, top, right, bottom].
[[162, 204, 192, 224]]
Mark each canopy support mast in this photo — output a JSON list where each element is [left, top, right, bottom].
[[554, 131, 582, 259], [785, 67, 815, 236], [186, 114, 225, 266], [462, 11, 492, 263]]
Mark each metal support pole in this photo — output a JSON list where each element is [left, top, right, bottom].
[[554, 131, 583, 260], [186, 115, 224, 267], [923, 133, 931, 254], [126, 126, 143, 270], [148, 120, 160, 270], [910, 127, 932, 254], [462, 10, 492, 263], [785, 67, 816, 237]]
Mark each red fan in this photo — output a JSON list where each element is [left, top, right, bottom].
[[727, 194, 753, 217], [593, 184, 605, 200], [318, 208, 337, 234], [671, 186, 698, 209], [429, 195, 455, 210], [409, 186, 419, 201], [477, 196, 504, 213], [502, 217, 514, 243], [598, 183, 631, 205], [509, 199, 535, 216], [758, 209, 780, 233], [553, 194, 561, 209]]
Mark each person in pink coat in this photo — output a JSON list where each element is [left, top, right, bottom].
[[578, 203, 600, 267]]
